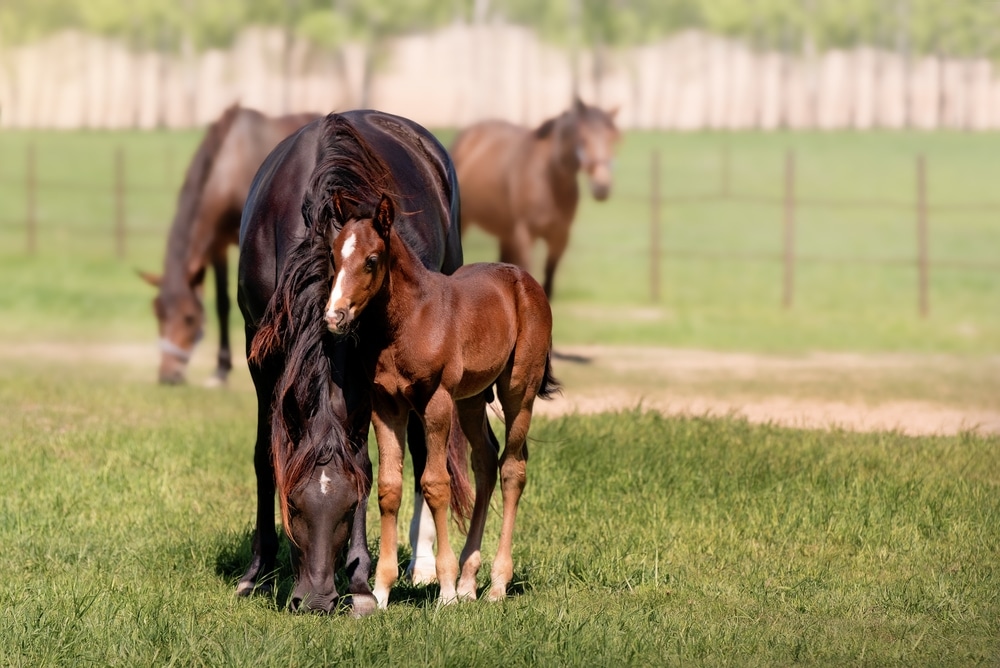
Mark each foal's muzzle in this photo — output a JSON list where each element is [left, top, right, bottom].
[[325, 308, 351, 335]]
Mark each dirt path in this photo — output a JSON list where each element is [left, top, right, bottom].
[[4, 341, 999, 437]]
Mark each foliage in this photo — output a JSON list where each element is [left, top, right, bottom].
[[3, 0, 1000, 59]]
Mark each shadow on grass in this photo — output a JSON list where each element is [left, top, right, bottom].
[[552, 349, 592, 364], [214, 531, 533, 611]]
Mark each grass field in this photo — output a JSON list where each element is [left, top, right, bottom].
[[0, 127, 998, 664], [1, 359, 998, 665], [0, 128, 997, 353]]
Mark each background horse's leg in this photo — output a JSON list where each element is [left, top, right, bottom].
[[405, 414, 437, 584], [542, 224, 570, 300], [498, 222, 533, 271], [455, 394, 500, 600], [207, 253, 232, 386], [236, 342, 280, 596]]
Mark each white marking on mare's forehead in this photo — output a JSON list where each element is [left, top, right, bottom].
[[319, 470, 331, 495]]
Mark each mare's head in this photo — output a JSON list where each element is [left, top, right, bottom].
[[140, 270, 205, 384], [324, 191, 395, 336], [570, 97, 621, 201]]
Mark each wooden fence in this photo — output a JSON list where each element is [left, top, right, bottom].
[[647, 149, 1000, 317], [6, 26, 1000, 131]]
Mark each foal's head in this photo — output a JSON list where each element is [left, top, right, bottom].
[[324, 191, 395, 335], [571, 97, 621, 201]]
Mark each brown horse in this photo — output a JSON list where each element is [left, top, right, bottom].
[[140, 103, 321, 385], [451, 97, 620, 299], [325, 189, 559, 606]]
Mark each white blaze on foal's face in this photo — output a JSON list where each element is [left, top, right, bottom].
[[326, 231, 356, 320]]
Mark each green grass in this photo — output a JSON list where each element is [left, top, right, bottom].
[[0, 129, 997, 352], [1, 360, 998, 665]]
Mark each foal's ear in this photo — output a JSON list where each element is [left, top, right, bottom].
[[374, 193, 394, 239], [331, 189, 349, 226]]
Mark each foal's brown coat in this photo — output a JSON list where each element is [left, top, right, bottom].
[[452, 97, 620, 298], [326, 192, 557, 606]]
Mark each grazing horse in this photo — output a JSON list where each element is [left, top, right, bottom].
[[325, 189, 559, 606], [238, 110, 470, 615], [141, 103, 320, 385], [451, 97, 620, 299]]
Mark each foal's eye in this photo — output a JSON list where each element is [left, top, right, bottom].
[[364, 256, 378, 273]]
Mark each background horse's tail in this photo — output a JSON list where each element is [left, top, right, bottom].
[[537, 347, 561, 401]]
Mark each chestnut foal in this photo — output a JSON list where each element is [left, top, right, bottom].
[[325, 191, 558, 607]]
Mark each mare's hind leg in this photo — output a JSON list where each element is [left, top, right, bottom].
[[236, 339, 279, 596], [207, 252, 232, 387], [455, 393, 500, 600], [405, 414, 437, 585]]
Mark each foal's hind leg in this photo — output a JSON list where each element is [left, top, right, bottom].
[[455, 394, 500, 600], [420, 390, 461, 603]]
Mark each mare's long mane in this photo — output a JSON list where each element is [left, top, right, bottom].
[[250, 114, 394, 534]]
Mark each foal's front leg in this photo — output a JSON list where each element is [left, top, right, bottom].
[[371, 402, 408, 609], [421, 391, 461, 603]]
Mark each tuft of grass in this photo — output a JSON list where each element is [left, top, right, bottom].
[[1, 362, 997, 665]]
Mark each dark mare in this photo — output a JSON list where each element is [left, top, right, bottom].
[[141, 103, 320, 385], [325, 190, 558, 606], [238, 110, 470, 614], [451, 97, 620, 299]]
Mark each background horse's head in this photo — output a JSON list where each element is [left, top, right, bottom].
[[140, 269, 205, 384], [571, 97, 621, 201]]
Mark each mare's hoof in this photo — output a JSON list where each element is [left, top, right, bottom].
[[349, 594, 379, 618], [236, 579, 272, 598], [406, 556, 437, 585]]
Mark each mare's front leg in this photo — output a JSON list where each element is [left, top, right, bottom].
[[371, 399, 408, 609], [405, 415, 437, 585], [236, 345, 279, 596], [345, 405, 377, 617], [421, 391, 461, 603], [208, 253, 232, 386]]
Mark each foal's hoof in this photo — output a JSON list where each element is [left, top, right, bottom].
[[406, 556, 438, 585], [349, 594, 379, 618]]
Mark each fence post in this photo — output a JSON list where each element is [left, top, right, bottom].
[[916, 154, 929, 318], [782, 150, 796, 309], [650, 149, 661, 302], [26, 143, 37, 255], [115, 146, 126, 260], [720, 139, 730, 197]]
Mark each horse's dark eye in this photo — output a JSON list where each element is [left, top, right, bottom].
[[364, 256, 378, 273]]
